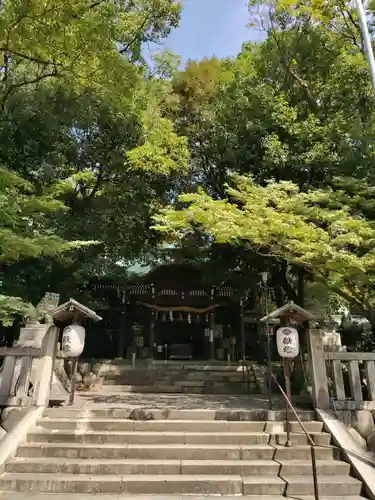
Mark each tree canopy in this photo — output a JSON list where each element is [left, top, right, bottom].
[[154, 0, 375, 324], [0, 0, 188, 323], [3, 0, 375, 332]]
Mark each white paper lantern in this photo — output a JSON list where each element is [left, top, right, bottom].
[[62, 324, 86, 357], [276, 326, 299, 358]]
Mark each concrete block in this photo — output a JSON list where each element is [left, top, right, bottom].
[[349, 427, 367, 450], [352, 410, 374, 439], [366, 428, 375, 452], [1, 408, 30, 433]]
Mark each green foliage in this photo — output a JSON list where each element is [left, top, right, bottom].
[[0, 166, 95, 262], [0, 295, 36, 327], [158, 0, 375, 327], [126, 113, 189, 174], [0, 0, 182, 109], [155, 170, 375, 320], [0, 0, 187, 324]]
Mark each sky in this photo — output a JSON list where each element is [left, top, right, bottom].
[[155, 0, 262, 66]]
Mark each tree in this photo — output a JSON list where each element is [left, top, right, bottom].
[[0, 0, 188, 323], [0, 0, 182, 109], [0, 164, 96, 324], [157, 0, 375, 320], [155, 174, 375, 325]]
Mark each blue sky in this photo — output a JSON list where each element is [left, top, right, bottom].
[[154, 0, 261, 66]]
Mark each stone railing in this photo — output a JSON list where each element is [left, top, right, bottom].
[[324, 351, 375, 410], [0, 347, 41, 406], [0, 325, 60, 407], [307, 329, 375, 411]]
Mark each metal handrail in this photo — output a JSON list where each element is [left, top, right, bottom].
[[272, 373, 320, 500]]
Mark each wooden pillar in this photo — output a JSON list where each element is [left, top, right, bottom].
[[307, 326, 330, 409], [240, 298, 245, 361], [116, 290, 126, 359], [253, 278, 262, 343], [209, 312, 215, 360], [149, 310, 155, 360], [148, 283, 156, 359]]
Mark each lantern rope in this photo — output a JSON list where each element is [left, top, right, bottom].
[[137, 302, 223, 313]]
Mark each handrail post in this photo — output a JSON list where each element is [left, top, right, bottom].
[[283, 358, 292, 447], [272, 374, 319, 500], [311, 444, 319, 500], [69, 358, 78, 406]]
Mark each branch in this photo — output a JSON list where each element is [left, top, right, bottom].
[[270, 27, 319, 113], [119, 15, 150, 55], [0, 47, 62, 67], [0, 66, 59, 111]]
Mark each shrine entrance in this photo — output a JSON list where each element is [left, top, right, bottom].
[[86, 263, 266, 364], [124, 264, 241, 362]]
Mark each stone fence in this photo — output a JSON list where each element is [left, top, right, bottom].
[[0, 347, 41, 406], [325, 351, 375, 411], [308, 327, 375, 411], [0, 325, 60, 408]]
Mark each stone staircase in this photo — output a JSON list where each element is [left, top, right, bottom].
[[0, 407, 367, 498], [99, 363, 258, 394]]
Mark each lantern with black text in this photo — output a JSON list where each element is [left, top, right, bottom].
[[62, 324, 86, 357], [276, 326, 299, 358]]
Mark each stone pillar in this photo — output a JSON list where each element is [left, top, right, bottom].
[[307, 326, 330, 409], [17, 322, 48, 348], [33, 325, 59, 406]]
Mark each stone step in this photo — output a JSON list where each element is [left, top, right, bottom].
[[18, 442, 339, 461], [0, 473, 245, 494], [99, 366, 248, 376], [0, 495, 368, 500], [29, 429, 329, 446], [293, 497, 367, 500], [242, 476, 285, 495], [10, 473, 359, 496], [93, 384, 250, 394], [273, 445, 340, 461], [38, 418, 266, 432], [269, 432, 331, 446], [6, 457, 350, 477], [278, 459, 350, 475], [266, 421, 323, 433], [43, 407, 317, 422], [28, 430, 270, 445], [37, 417, 321, 433], [6, 458, 279, 475], [103, 373, 250, 383], [17, 443, 275, 460], [282, 475, 362, 496]]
